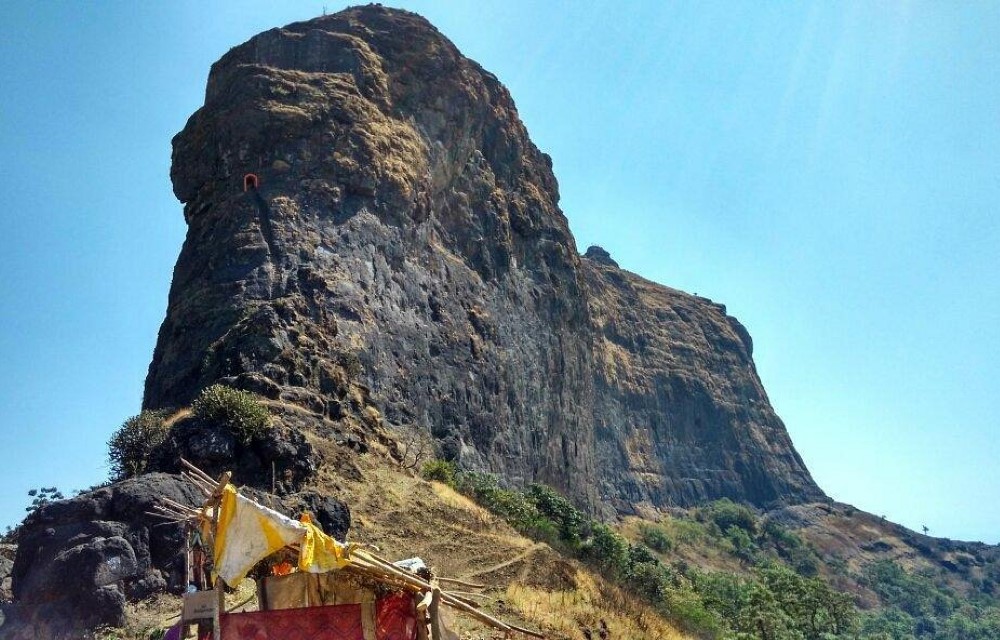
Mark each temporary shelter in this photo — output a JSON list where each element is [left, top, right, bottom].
[[149, 459, 544, 640]]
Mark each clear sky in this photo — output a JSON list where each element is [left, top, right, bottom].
[[1, 2, 997, 543]]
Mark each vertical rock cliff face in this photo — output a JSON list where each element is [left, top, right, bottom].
[[145, 5, 826, 512]]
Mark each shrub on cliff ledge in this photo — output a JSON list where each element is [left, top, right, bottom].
[[192, 384, 271, 444], [107, 410, 169, 480], [699, 498, 758, 535]]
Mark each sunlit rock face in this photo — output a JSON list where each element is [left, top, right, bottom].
[[145, 5, 826, 513]]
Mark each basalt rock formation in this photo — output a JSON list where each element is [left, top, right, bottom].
[[2, 474, 349, 639], [143, 4, 826, 514]]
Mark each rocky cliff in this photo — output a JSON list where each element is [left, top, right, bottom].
[[144, 5, 826, 514]]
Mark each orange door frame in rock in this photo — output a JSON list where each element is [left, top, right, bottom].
[[244, 174, 260, 191]]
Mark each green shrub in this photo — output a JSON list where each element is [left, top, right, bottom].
[[420, 459, 457, 486], [24, 486, 65, 513], [725, 524, 758, 562], [761, 519, 821, 576], [861, 560, 957, 620], [192, 384, 271, 444], [663, 585, 724, 638], [522, 516, 560, 544], [700, 498, 758, 535], [639, 522, 674, 553], [454, 472, 543, 532], [527, 483, 586, 545], [669, 517, 709, 544], [626, 557, 674, 601], [693, 570, 750, 623], [583, 523, 631, 576], [107, 410, 169, 480]]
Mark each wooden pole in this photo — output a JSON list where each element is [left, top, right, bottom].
[[428, 582, 442, 640], [437, 577, 486, 590], [184, 528, 191, 589], [210, 471, 230, 640], [350, 552, 538, 636], [180, 457, 218, 486]]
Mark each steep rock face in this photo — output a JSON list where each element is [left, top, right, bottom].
[[144, 5, 825, 512], [583, 261, 821, 511]]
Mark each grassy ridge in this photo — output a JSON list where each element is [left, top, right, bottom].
[[424, 461, 1000, 640]]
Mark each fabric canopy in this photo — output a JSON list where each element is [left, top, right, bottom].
[[213, 484, 354, 584], [214, 484, 308, 584]]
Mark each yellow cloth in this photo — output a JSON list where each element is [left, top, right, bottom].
[[214, 484, 307, 585], [297, 513, 352, 573]]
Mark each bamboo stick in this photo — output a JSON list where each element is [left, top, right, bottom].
[[154, 503, 193, 515], [437, 577, 486, 589], [181, 466, 214, 487], [160, 497, 200, 515], [184, 528, 191, 592], [443, 592, 482, 609], [350, 552, 534, 635], [145, 512, 189, 523], [211, 471, 230, 640], [181, 471, 215, 496], [152, 506, 196, 520], [180, 457, 217, 485], [438, 593, 515, 634]]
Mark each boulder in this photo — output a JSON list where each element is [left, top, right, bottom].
[[3, 474, 198, 638]]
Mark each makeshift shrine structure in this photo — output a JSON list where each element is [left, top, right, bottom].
[[148, 459, 544, 640]]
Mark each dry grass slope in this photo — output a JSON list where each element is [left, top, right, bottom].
[[102, 452, 691, 640]]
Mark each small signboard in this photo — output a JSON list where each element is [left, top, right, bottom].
[[182, 589, 219, 622]]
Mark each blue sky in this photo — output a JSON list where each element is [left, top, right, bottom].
[[1, 1, 997, 543]]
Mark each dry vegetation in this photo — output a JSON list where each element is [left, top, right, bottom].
[[102, 450, 690, 640], [325, 455, 692, 640], [505, 572, 687, 640]]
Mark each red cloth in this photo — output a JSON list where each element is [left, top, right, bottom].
[[220, 596, 418, 640], [376, 594, 418, 640], [221, 604, 364, 640]]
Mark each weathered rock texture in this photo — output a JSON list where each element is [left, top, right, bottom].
[[2, 474, 349, 638], [144, 5, 826, 513], [3, 474, 201, 637]]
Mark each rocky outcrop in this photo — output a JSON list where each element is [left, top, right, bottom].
[[3, 474, 201, 638], [2, 474, 350, 638], [583, 245, 619, 268], [148, 411, 320, 491], [143, 5, 825, 514]]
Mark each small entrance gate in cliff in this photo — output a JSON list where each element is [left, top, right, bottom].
[[150, 459, 544, 640]]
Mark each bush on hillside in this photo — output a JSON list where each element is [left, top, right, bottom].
[[192, 384, 271, 444], [861, 560, 957, 620], [454, 472, 542, 533], [24, 486, 65, 513], [420, 459, 457, 486], [527, 483, 586, 545], [107, 410, 169, 480], [639, 522, 674, 553], [726, 524, 758, 563], [583, 523, 631, 576], [699, 498, 758, 535]]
